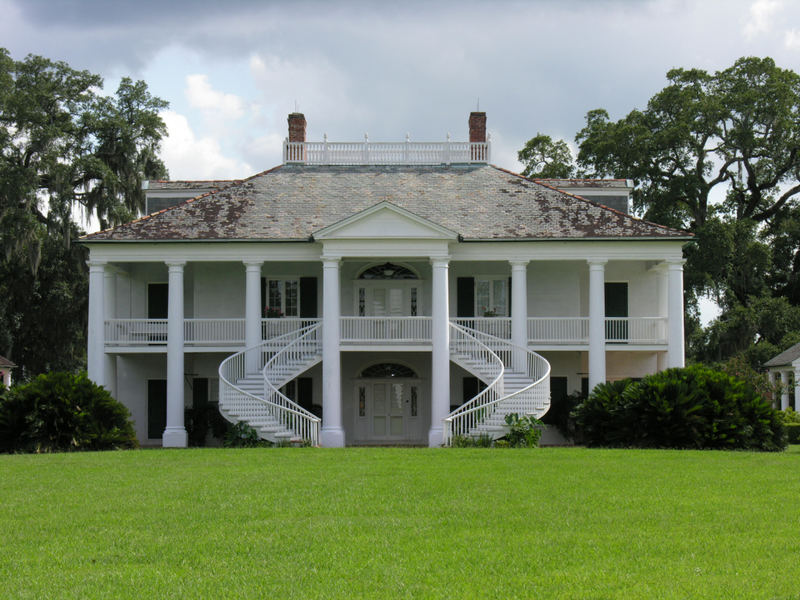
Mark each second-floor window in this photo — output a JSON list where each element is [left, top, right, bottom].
[[266, 278, 299, 317], [475, 277, 508, 317]]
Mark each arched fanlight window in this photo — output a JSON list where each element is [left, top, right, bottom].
[[358, 262, 418, 280], [360, 363, 418, 378]]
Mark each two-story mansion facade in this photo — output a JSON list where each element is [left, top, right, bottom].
[[80, 112, 690, 448]]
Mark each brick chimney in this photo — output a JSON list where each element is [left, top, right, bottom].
[[469, 111, 486, 143], [288, 113, 307, 143]]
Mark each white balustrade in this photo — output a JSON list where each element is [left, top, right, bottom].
[[605, 317, 667, 344], [528, 317, 589, 344], [452, 317, 511, 340], [104, 319, 169, 345], [340, 317, 432, 343], [184, 319, 245, 345], [284, 140, 490, 165], [526, 317, 668, 344], [262, 318, 320, 340]]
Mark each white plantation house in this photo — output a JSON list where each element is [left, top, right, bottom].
[[79, 112, 690, 448]]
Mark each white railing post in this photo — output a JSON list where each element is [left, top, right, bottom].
[[323, 133, 330, 163], [362, 133, 369, 164], [445, 133, 451, 165]]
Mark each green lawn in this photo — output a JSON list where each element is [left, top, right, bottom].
[[1, 447, 798, 599]]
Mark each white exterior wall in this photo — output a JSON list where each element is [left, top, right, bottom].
[[607, 351, 660, 381], [193, 263, 245, 318], [528, 262, 582, 317]]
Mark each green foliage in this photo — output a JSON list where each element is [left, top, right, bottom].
[[450, 433, 493, 448], [785, 423, 800, 444], [517, 133, 576, 179], [568, 57, 800, 364], [0, 371, 137, 452], [0, 48, 167, 378], [779, 408, 800, 424], [222, 421, 271, 448], [573, 366, 786, 451], [502, 413, 543, 448]]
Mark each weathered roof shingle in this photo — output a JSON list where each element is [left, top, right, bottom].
[[83, 164, 689, 242]]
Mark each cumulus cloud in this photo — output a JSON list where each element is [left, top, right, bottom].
[[785, 29, 800, 49], [159, 110, 252, 179], [743, 0, 782, 39], [185, 74, 246, 120]]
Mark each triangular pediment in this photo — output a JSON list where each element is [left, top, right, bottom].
[[313, 201, 458, 240]]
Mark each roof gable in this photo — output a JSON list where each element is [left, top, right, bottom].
[[314, 201, 457, 240]]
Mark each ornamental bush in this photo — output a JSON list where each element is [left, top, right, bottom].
[[0, 372, 137, 453], [573, 366, 786, 451]]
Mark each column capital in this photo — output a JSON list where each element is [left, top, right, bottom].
[[321, 256, 342, 267], [87, 259, 107, 271], [509, 259, 529, 269], [665, 258, 687, 270], [587, 258, 608, 269], [243, 260, 263, 270], [430, 256, 451, 268], [165, 260, 186, 270]]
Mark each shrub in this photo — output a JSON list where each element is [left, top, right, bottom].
[[786, 423, 800, 444], [502, 413, 543, 448], [573, 366, 786, 451], [223, 421, 271, 448], [0, 372, 137, 453]]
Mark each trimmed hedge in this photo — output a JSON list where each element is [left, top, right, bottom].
[[0, 372, 137, 453], [573, 366, 786, 451]]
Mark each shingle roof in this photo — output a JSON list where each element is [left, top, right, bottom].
[[764, 342, 800, 368], [0, 356, 16, 368], [82, 164, 690, 242]]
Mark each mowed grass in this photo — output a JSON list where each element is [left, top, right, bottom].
[[1, 447, 799, 599]]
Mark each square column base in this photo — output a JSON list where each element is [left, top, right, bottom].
[[428, 427, 444, 448], [320, 427, 345, 448], [162, 428, 188, 448]]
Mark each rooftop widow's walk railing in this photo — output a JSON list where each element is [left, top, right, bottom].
[[283, 134, 491, 165]]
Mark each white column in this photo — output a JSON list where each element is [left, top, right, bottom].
[[588, 259, 607, 392], [666, 259, 686, 368], [510, 260, 529, 372], [87, 260, 106, 386], [244, 261, 263, 372], [780, 370, 790, 411], [321, 257, 344, 447], [163, 261, 187, 448], [103, 268, 117, 397], [429, 257, 451, 447]]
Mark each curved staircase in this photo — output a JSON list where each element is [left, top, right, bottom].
[[218, 323, 322, 444], [445, 323, 551, 445]]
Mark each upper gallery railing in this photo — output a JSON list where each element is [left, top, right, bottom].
[[283, 134, 491, 165]]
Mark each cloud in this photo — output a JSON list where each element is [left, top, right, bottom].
[[159, 110, 252, 179], [785, 29, 800, 49], [743, 0, 783, 39], [185, 74, 246, 120]]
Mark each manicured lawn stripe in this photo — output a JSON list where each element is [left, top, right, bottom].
[[1, 447, 797, 599]]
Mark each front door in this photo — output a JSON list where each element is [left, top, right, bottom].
[[354, 380, 422, 443]]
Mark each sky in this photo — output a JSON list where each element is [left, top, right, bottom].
[[2, 0, 800, 322]]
